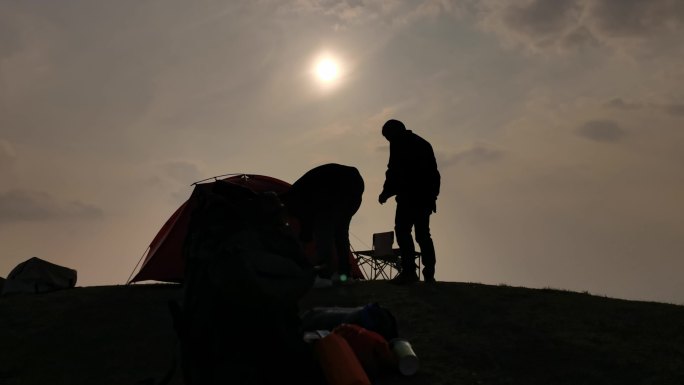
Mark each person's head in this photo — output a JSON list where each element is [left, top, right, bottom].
[[382, 119, 406, 141]]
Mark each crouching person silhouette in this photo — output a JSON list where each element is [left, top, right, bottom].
[[281, 163, 364, 283]]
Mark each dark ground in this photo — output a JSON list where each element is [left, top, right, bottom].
[[1, 281, 683, 385]]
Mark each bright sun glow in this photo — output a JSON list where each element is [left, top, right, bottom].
[[314, 57, 340, 83]]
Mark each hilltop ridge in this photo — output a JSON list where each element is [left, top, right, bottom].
[[1, 281, 683, 385]]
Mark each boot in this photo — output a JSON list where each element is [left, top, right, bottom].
[[389, 272, 419, 285], [422, 267, 436, 284]]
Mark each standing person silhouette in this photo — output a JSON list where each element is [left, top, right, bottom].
[[378, 119, 440, 284], [281, 163, 364, 283]]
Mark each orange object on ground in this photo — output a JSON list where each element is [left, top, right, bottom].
[[314, 333, 371, 385], [332, 323, 395, 376]]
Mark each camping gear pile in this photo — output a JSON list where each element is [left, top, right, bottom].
[[301, 303, 420, 384], [165, 175, 419, 384]]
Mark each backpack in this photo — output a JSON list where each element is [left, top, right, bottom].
[[170, 181, 323, 385]]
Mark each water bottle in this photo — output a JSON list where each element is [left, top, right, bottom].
[[390, 338, 419, 376]]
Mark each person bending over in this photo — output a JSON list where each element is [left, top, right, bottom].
[[281, 163, 364, 282]]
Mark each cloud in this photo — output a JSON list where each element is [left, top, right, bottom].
[[153, 160, 205, 204], [473, 0, 588, 52], [605, 98, 643, 110], [0, 4, 56, 104], [0, 1, 158, 150], [273, 0, 393, 25], [439, 142, 504, 167], [0, 139, 16, 172], [472, 0, 684, 53], [664, 104, 684, 117], [587, 0, 684, 39], [0, 5, 27, 58], [272, 0, 461, 28], [0, 189, 104, 223], [605, 98, 684, 117], [577, 120, 626, 143], [160, 160, 203, 185], [501, 0, 579, 36]]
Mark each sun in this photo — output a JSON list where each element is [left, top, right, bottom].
[[311, 51, 345, 88], [315, 57, 340, 83], [316, 58, 340, 83], [310, 51, 347, 91]]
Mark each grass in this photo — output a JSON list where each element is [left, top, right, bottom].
[[1, 281, 683, 385]]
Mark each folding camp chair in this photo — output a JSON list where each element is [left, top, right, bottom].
[[353, 231, 421, 280]]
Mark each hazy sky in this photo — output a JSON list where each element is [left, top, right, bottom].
[[1, 0, 683, 304]]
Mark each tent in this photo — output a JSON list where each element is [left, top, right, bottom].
[[129, 174, 363, 283], [129, 174, 291, 283], [2, 257, 77, 295]]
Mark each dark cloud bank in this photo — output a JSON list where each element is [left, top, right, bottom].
[[0, 189, 103, 223], [577, 120, 625, 143]]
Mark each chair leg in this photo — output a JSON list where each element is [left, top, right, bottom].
[[417, 254, 422, 280]]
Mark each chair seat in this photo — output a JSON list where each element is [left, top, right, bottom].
[[353, 248, 401, 264], [353, 243, 421, 281]]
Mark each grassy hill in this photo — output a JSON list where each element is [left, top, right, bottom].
[[1, 281, 683, 385]]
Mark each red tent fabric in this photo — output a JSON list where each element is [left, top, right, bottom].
[[130, 174, 362, 283]]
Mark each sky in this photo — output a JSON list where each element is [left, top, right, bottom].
[[1, 0, 683, 304]]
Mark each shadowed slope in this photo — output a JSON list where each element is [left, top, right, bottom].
[[1, 282, 683, 385]]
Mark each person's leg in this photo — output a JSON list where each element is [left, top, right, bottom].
[[414, 207, 436, 281], [334, 187, 362, 279], [394, 201, 418, 277], [312, 214, 336, 277], [333, 214, 352, 278]]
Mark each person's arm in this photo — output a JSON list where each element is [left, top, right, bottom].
[[421, 140, 440, 213], [379, 143, 400, 203], [428, 143, 440, 199]]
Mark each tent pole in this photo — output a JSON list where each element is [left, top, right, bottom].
[[191, 173, 245, 186], [126, 246, 150, 285]]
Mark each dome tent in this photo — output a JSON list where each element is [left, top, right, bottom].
[[129, 174, 292, 283], [2, 257, 77, 295]]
